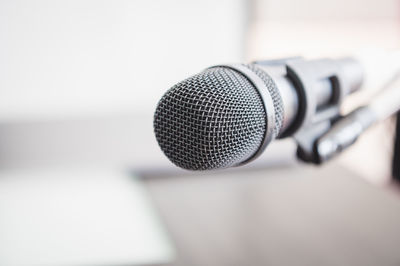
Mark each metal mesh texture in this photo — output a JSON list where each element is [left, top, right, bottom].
[[153, 65, 283, 170], [244, 64, 284, 136]]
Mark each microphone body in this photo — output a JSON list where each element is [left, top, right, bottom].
[[154, 57, 363, 170]]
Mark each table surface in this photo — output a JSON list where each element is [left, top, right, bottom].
[[143, 163, 400, 266], [0, 169, 174, 266]]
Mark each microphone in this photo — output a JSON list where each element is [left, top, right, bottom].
[[153, 57, 364, 170]]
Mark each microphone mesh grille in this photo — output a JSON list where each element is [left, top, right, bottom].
[[154, 65, 281, 170], [245, 64, 284, 136]]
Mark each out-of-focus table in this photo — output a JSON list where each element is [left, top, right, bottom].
[[142, 163, 400, 266], [0, 169, 174, 266]]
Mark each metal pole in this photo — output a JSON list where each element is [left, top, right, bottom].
[[393, 111, 400, 181]]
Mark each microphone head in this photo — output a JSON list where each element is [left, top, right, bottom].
[[153, 64, 283, 170]]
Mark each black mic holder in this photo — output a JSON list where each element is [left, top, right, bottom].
[[263, 57, 366, 164], [295, 106, 341, 164], [258, 56, 400, 170], [295, 105, 376, 164]]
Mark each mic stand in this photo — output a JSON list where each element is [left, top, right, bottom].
[[297, 79, 400, 165], [393, 111, 400, 181], [294, 106, 341, 164]]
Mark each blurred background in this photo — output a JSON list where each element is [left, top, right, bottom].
[[1, 0, 400, 265]]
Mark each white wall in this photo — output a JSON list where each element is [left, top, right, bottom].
[[248, 0, 400, 59], [0, 0, 246, 121]]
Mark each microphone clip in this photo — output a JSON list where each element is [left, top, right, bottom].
[[295, 106, 375, 164]]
